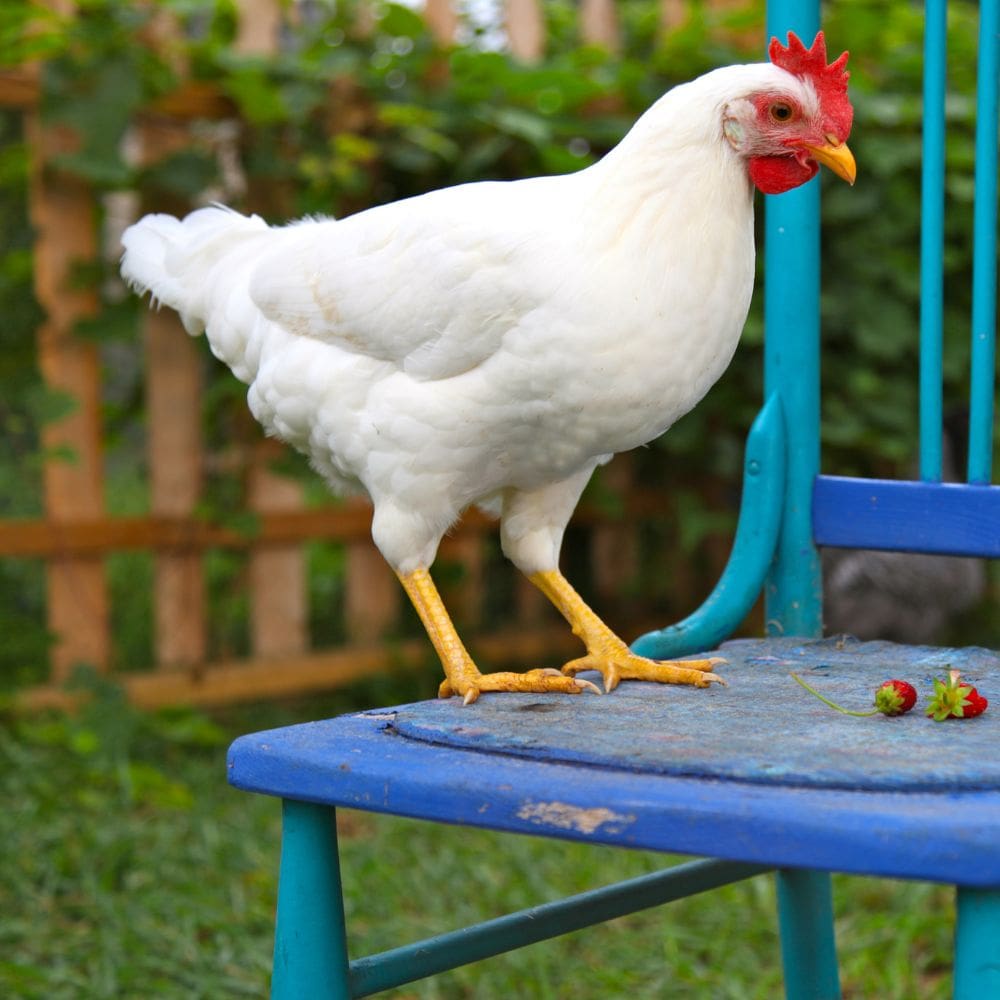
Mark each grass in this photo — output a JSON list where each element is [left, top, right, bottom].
[[0, 673, 955, 999]]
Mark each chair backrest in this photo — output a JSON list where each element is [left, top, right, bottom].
[[632, 0, 998, 659], [766, 0, 1000, 635]]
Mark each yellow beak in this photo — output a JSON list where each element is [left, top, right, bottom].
[[801, 140, 857, 185]]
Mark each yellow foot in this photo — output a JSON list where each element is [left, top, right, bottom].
[[527, 568, 725, 694], [440, 668, 602, 706], [561, 650, 726, 693]]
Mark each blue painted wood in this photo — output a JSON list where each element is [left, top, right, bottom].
[[762, 0, 823, 640], [763, 181, 822, 636], [954, 887, 1000, 998], [968, 0, 1000, 485], [227, 639, 1000, 887], [763, 5, 835, 993], [776, 870, 841, 1000], [349, 858, 769, 998], [386, 637, 1000, 792], [632, 394, 785, 659], [920, 0, 947, 483], [813, 476, 1000, 557], [271, 801, 351, 1000]]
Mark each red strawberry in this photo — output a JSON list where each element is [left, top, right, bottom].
[[791, 674, 917, 717], [873, 679, 918, 717], [926, 670, 989, 721]]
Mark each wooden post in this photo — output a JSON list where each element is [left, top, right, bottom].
[[505, 0, 545, 62], [146, 309, 207, 668], [344, 515, 401, 644], [234, 0, 283, 54], [424, 0, 458, 44], [248, 443, 308, 658], [438, 521, 485, 631], [659, 0, 688, 34], [137, 114, 208, 670], [233, 0, 311, 660], [27, 115, 109, 679], [581, 0, 620, 51]]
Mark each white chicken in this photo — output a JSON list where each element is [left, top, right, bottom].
[[122, 32, 855, 704]]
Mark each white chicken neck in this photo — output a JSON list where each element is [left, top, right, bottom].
[[583, 62, 802, 217]]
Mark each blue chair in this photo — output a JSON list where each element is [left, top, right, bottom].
[[228, 0, 1000, 996]]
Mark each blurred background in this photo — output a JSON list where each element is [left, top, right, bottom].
[[0, 1, 992, 996]]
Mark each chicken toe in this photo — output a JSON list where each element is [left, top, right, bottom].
[[529, 568, 726, 693], [440, 669, 601, 705], [562, 651, 726, 692]]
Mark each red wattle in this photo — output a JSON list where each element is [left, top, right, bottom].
[[748, 155, 818, 195]]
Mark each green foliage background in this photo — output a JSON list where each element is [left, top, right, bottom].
[[0, 0, 993, 680]]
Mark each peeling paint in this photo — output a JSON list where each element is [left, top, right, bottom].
[[516, 800, 635, 835]]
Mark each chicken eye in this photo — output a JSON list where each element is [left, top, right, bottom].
[[769, 102, 794, 123]]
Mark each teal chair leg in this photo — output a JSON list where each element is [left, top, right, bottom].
[[776, 869, 841, 1000], [272, 800, 352, 1000], [954, 886, 1000, 999]]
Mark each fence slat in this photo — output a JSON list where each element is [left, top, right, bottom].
[[136, 111, 208, 671], [232, 0, 311, 658], [17, 623, 593, 711], [345, 541, 401, 644], [234, 0, 283, 54], [660, 0, 687, 32], [146, 307, 207, 668], [438, 526, 485, 630], [424, 0, 458, 44], [249, 443, 308, 657], [0, 492, 670, 557], [581, 0, 620, 51], [27, 115, 110, 679], [505, 0, 545, 62]]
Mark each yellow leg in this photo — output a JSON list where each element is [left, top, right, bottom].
[[528, 569, 725, 692], [396, 568, 600, 705]]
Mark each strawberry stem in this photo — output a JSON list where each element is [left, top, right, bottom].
[[790, 672, 879, 716]]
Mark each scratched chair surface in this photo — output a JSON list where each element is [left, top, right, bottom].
[[388, 636, 1000, 792]]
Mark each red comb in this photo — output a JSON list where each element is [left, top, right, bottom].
[[769, 31, 849, 88], [769, 30, 852, 135]]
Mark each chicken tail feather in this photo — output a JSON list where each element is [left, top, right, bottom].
[[120, 205, 267, 335]]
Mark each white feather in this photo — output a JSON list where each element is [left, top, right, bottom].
[[121, 62, 815, 574]]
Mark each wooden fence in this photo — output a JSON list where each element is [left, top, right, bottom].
[[1, 0, 756, 710]]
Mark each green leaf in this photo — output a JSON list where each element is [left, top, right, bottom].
[[222, 63, 287, 125], [140, 148, 219, 199], [480, 106, 553, 147], [25, 383, 78, 425]]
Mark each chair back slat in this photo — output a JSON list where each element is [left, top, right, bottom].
[[968, 0, 1000, 484], [816, 1, 1000, 561], [919, 0, 948, 483], [814, 476, 1000, 557]]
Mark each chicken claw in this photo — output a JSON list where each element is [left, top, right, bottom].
[[440, 669, 602, 706], [562, 653, 726, 693], [529, 569, 726, 693]]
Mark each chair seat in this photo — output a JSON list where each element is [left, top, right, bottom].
[[228, 636, 1000, 887]]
